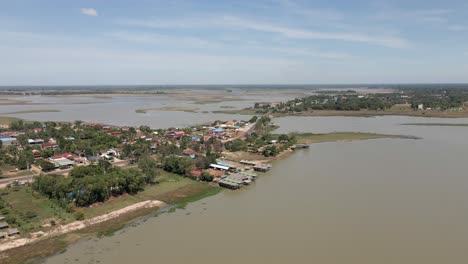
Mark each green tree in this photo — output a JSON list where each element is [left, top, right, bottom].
[[138, 156, 159, 184]]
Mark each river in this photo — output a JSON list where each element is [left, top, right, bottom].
[[43, 115, 468, 264]]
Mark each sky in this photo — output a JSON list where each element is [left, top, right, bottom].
[[1, 0, 467, 85]]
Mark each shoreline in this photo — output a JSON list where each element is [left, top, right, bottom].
[[0, 183, 221, 264], [212, 109, 468, 118]]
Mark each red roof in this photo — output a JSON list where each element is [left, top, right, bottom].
[[190, 170, 202, 177], [52, 153, 74, 160], [42, 142, 58, 148]]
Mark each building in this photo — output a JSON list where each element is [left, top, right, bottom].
[[42, 142, 59, 150], [254, 163, 272, 172], [50, 157, 74, 168], [0, 136, 16, 146], [28, 138, 44, 145], [209, 164, 230, 171], [32, 149, 41, 158], [7, 228, 19, 236], [417, 104, 424, 110]]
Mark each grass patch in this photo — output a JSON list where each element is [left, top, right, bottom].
[[192, 98, 246, 105], [0, 110, 61, 115], [212, 109, 257, 115], [1, 172, 222, 264], [401, 123, 468, 127], [81, 170, 196, 218], [0, 186, 74, 233], [136, 107, 198, 114], [272, 109, 468, 118], [291, 132, 406, 144], [0, 116, 21, 126]]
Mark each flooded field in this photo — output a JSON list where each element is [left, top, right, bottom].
[[0, 89, 307, 128], [44, 116, 468, 264]]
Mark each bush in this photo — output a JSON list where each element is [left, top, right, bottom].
[[74, 211, 85, 220], [24, 211, 37, 219], [200, 172, 214, 182]]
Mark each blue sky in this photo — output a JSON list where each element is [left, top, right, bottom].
[[1, 0, 467, 85]]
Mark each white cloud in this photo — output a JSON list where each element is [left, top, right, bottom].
[[448, 25, 466, 31], [220, 16, 409, 48], [80, 8, 98, 17], [117, 16, 409, 48]]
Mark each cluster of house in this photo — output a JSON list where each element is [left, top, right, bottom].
[[0, 215, 19, 239]]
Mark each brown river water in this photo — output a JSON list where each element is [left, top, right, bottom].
[[42, 115, 468, 264]]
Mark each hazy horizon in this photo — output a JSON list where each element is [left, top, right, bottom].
[[1, 0, 468, 85]]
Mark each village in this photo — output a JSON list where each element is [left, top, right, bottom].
[[0, 115, 305, 241]]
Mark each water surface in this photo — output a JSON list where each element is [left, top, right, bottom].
[[44, 116, 468, 264]]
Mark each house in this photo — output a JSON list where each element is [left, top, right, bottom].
[[417, 104, 424, 110], [182, 149, 204, 158], [33, 127, 43, 133], [42, 142, 59, 150], [0, 215, 5, 221], [254, 163, 272, 172], [0, 136, 16, 146], [50, 157, 74, 168], [75, 150, 86, 158], [209, 164, 230, 171], [136, 133, 146, 139], [204, 169, 225, 179], [32, 149, 41, 158], [28, 138, 44, 145]]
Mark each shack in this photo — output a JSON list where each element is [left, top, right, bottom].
[[209, 164, 230, 171], [218, 179, 240, 190], [7, 228, 19, 236], [240, 160, 257, 166], [254, 163, 272, 172], [0, 222, 9, 229]]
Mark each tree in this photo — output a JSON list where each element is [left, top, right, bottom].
[[15, 134, 28, 148], [162, 156, 193, 175], [36, 159, 55, 172], [200, 172, 213, 182], [138, 156, 159, 184], [17, 151, 35, 170], [278, 134, 289, 143], [249, 116, 258, 123]]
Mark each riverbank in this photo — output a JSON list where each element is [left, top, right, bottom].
[[222, 132, 412, 166], [0, 172, 221, 264], [212, 108, 468, 118], [402, 123, 468, 127], [136, 106, 199, 114]]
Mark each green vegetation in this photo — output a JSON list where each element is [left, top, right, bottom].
[[0, 186, 74, 233], [33, 162, 148, 207], [233, 87, 468, 117], [136, 107, 198, 113], [0, 116, 21, 126], [292, 132, 404, 144], [211, 109, 258, 115], [0, 110, 61, 115], [401, 123, 468, 127]]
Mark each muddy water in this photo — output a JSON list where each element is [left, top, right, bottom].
[[45, 116, 468, 264]]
